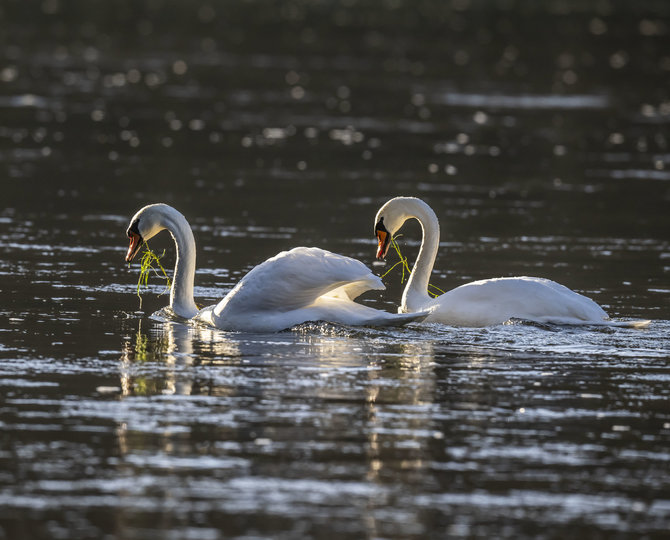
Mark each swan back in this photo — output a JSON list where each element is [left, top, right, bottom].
[[213, 247, 384, 319], [426, 276, 609, 326]]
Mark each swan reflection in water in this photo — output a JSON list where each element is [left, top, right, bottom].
[[113, 320, 508, 537], [118, 318, 439, 400]]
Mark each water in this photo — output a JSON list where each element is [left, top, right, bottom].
[[2, 1, 670, 538]]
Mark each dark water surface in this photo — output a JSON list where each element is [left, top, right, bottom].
[[2, 1, 670, 538]]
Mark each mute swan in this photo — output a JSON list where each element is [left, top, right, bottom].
[[125, 203, 426, 332], [374, 197, 649, 327]]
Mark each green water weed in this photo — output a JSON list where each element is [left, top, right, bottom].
[[133, 242, 171, 308], [380, 235, 445, 298]]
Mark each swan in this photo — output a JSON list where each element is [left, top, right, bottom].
[[374, 196, 649, 327], [124, 203, 427, 332]]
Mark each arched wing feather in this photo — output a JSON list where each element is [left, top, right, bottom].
[[213, 247, 383, 317]]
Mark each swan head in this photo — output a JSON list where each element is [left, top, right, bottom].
[[125, 203, 170, 262], [374, 197, 412, 260]]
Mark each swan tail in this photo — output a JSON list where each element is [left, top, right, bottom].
[[533, 316, 651, 328], [601, 319, 651, 329], [362, 310, 429, 327]]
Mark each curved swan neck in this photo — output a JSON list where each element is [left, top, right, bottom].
[[159, 207, 198, 319], [400, 199, 440, 312]]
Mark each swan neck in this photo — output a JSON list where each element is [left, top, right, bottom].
[[162, 209, 198, 319], [402, 201, 440, 311]]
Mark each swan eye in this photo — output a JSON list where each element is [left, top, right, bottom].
[[127, 218, 140, 238]]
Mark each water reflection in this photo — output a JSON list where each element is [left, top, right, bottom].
[[117, 318, 438, 400], [106, 319, 444, 537], [120, 320, 195, 396], [2, 0, 670, 537]]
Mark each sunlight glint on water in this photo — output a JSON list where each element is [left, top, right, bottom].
[[1, 1, 669, 539]]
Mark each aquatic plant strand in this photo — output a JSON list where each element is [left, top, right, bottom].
[[134, 241, 171, 308], [381, 236, 445, 298]]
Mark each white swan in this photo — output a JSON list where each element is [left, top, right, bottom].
[[374, 197, 649, 327], [125, 203, 427, 332]]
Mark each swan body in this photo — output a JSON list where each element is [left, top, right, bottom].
[[125, 203, 426, 332], [374, 197, 649, 328], [410, 276, 609, 327]]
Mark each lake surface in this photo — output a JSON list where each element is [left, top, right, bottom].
[[1, 1, 669, 538]]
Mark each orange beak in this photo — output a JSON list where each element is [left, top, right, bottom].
[[376, 229, 390, 260], [126, 231, 143, 262]]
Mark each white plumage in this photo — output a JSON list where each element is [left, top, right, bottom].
[[125, 204, 426, 332], [417, 276, 609, 327], [374, 197, 649, 328]]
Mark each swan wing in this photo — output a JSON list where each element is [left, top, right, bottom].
[[325, 277, 384, 301], [213, 247, 384, 317]]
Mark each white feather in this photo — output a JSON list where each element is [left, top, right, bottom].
[[375, 197, 650, 328], [126, 205, 426, 332]]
